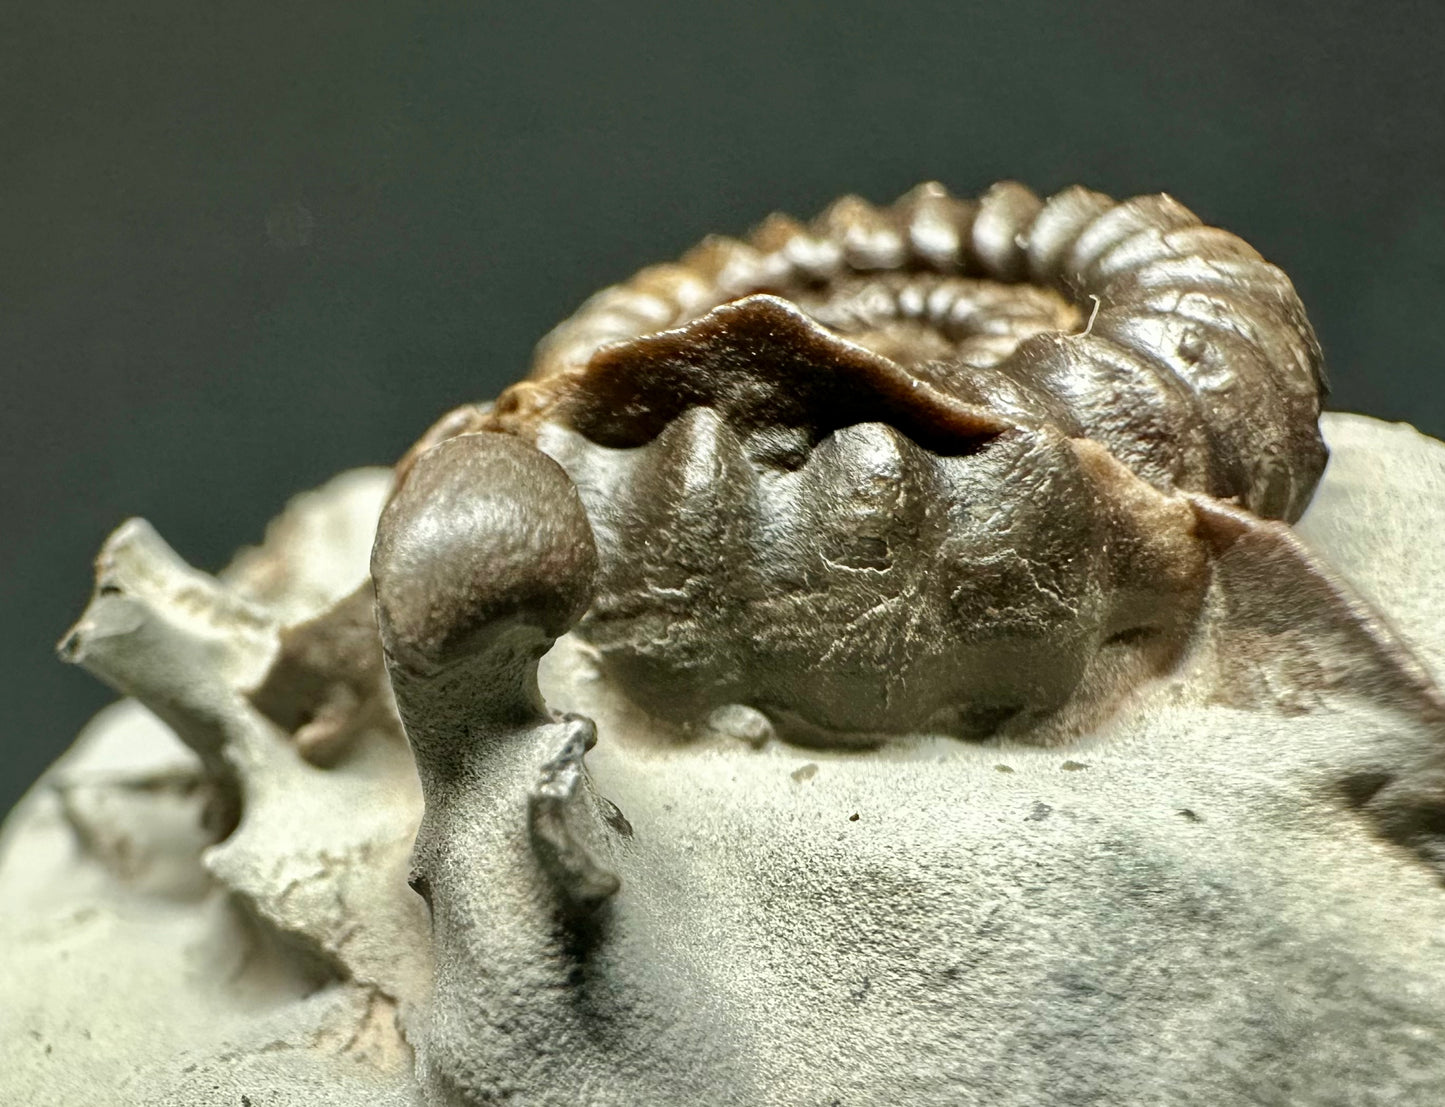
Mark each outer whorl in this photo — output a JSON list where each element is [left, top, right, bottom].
[[495, 181, 1327, 523], [403, 183, 1326, 741]]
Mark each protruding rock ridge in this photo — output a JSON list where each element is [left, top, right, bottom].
[[527, 713, 622, 909], [373, 431, 637, 1103], [45, 469, 429, 1101], [373, 431, 617, 903], [57, 518, 279, 836]]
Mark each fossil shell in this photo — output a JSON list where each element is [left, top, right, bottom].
[[406, 183, 1326, 741], [22, 179, 1445, 1107], [505, 181, 1327, 519]]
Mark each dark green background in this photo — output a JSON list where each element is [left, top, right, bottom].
[[5, 0, 1444, 814]]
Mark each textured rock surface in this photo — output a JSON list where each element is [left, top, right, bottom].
[[3, 413, 1444, 1105], [0, 469, 426, 1106]]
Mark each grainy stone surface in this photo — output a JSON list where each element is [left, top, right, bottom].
[[3, 413, 1444, 1106]]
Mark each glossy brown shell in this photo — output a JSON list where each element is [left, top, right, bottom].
[[455, 181, 1328, 523], [402, 182, 1330, 741]]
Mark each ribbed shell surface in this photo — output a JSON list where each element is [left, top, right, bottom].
[[506, 182, 1327, 522]]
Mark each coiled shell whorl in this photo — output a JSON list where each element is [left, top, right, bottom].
[[406, 182, 1329, 742], [484, 181, 1326, 522]]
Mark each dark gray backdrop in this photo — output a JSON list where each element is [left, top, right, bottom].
[[5, 0, 1444, 814]]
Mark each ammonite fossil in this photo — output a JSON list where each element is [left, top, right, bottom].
[[27, 182, 1445, 1107], [379, 181, 1330, 747]]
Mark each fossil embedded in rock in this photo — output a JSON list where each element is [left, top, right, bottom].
[[12, 184, 1445, 1107], [407, 182, 1327, 745]]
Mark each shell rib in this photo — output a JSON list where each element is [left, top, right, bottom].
[[514, 181, 1326, 521], [401, 182, 1329, 741]]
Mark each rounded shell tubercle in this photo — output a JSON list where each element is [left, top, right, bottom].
[[408, 182, 1326, 744]]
